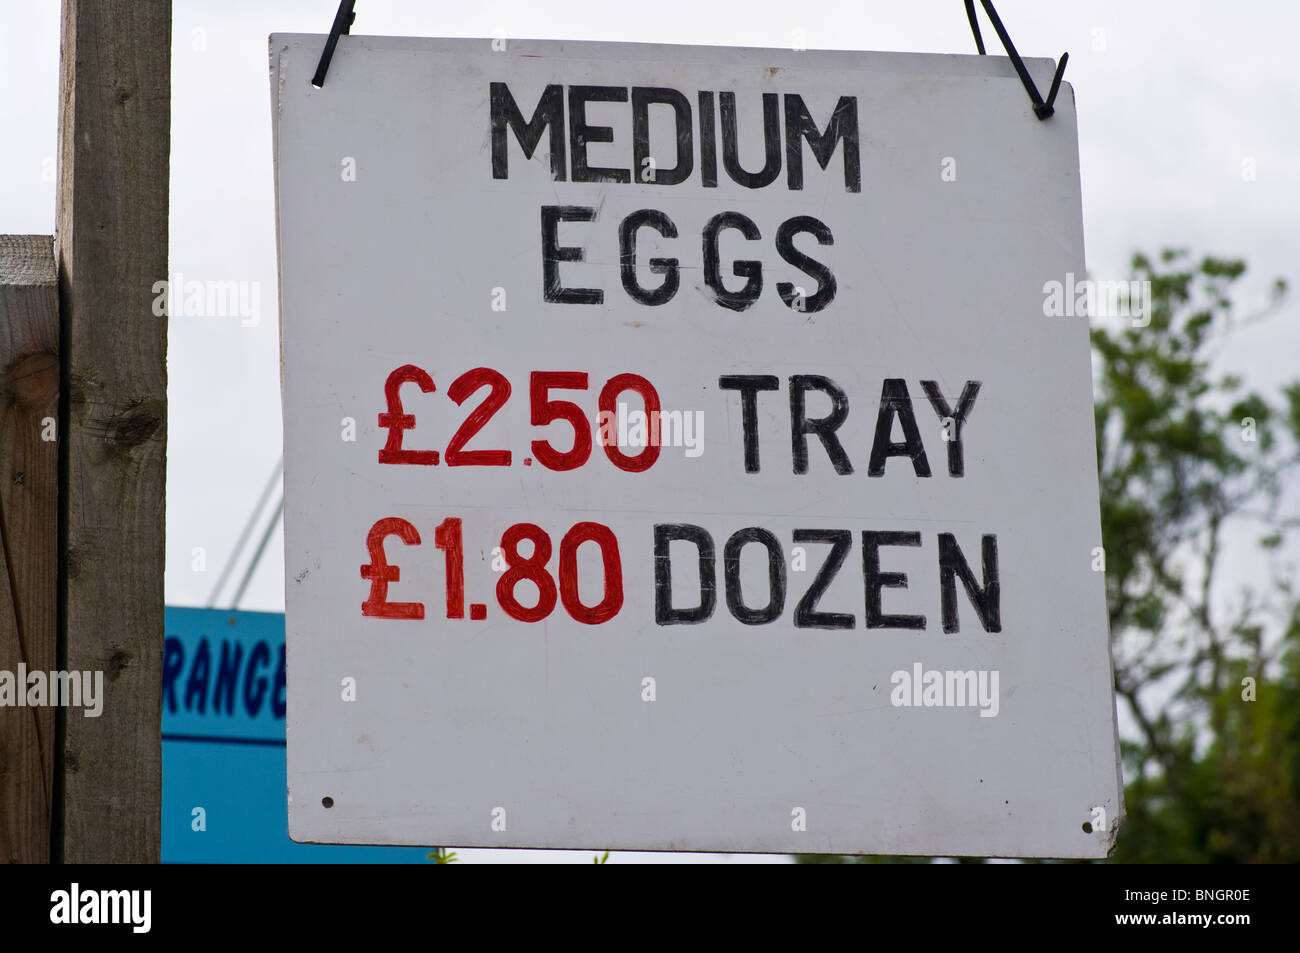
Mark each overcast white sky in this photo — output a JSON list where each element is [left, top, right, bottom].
[[1, 0, 1296, 863]]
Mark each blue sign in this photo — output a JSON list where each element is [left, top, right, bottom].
[[163, 606, 435, 862]]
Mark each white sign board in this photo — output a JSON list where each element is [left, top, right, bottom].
[[272, 34, 1124, 857]]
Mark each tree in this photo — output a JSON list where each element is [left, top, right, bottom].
[[799, 249, 1300, 864], [1095, 250, 1299, 863]]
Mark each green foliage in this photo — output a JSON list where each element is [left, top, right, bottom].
[[1096, 250, 1300, 863], [798, 250, 1300, 864], [428, 848, 458, 864]]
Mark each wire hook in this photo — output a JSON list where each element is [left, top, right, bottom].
[[964, 0, 1068, 120], [311, 0, 357, 88]]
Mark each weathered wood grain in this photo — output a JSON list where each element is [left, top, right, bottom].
[[0, 236, 60, 864], [55, 0, 170, 863]]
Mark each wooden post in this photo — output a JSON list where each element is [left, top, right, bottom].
[[0, 236, 60, 864], [55, 0, 170, 863]]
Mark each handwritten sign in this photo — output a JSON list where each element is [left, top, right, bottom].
[[272, 34, 1123, 856]]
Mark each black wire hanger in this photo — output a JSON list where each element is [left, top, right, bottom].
[[311, 0, 1069, 121], [964, 0, 1069, 120]]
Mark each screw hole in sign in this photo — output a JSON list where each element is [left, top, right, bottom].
[[1081, 821, 1092, 833], [322, 796, 335, 809]]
